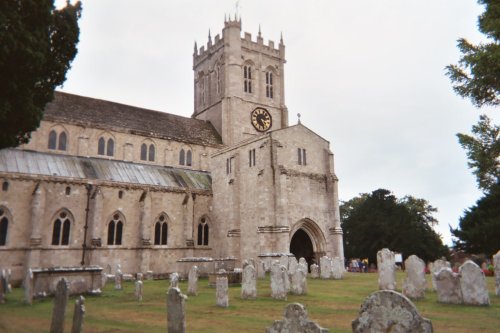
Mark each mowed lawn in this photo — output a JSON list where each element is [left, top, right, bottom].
[[0, 272, 499, 333]]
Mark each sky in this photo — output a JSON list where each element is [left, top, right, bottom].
[[53, 0, 498, 246]]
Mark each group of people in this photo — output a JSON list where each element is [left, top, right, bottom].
[[347, 258, 369, 272]]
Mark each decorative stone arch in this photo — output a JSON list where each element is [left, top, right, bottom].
[[289, 218, 327, 269], [49, 208, 75, 246], [196, 214, 210, 246], [106, 210, 126, 246], [0, 205, 13, 246], [153, 211, 171, 246]]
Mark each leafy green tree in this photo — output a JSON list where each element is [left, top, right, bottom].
[[446, 0, 500, 107], [341, 189, 448, 265], [0, 0, 82, 149], [451, 181, 500, 257]]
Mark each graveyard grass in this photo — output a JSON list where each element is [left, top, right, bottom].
[[1, 272, 499, 333]]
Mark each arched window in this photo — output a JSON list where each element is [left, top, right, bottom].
[[48, 130, 57, 149], [58, 132, 67, 151], [51, 211, 71, 246], [179, 149, 185, 165], [0, 208, 9, 246], [149, 144, 155, 162], [197, 217, 209, 246], [2, 181, 8, 191], [107, 213, 123, 245], [98, 137, 105, 155], [107, 138, 114, 156], [154, 214, 168, 245], [140, 143, 147, 161], [266, 72, 274, 98], [186, 150, 192, 166], [243, 65, 252, 93]]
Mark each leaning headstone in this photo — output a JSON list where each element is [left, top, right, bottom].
[[310, 264, 320, 279], [288, 257, 298, 275], [352, 290, 433, 333], [216, 272, 229, 307], [187, 266, 198, 296], [50, 278, 70, 333], [241, 264, 257, 299], [290, 267, 307, 295], [266, 303, 329, 333], [271, 262, 288, 300], [115, 264, 123, 290], [71, 295, 85, 333], [167, 287, 187, 333], [319, 256, 331, 279], [459, 260, 490, 306], [298, 257, 308, 272], [494, 250, 500, 296], [258, 261, 266, 279], [24, 268, 34, 305], [135, 280, 143, 301], [331, 257, 344, 280], [435, 267, 462, 304], [431, 259, 451, 291], [170, 272, 179, 288], [402, 255, 427, 299], [280, 255, 289, 270], [377, 248, 396, 290]]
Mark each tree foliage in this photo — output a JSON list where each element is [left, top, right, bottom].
[[457, 114, 500, 192], [0, 0, 82, 149], [340, 189, 447, 265], [446, 0, 500, 107], [451, 181, 500, 257]]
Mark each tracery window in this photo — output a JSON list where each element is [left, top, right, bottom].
[[0, 208, 9, 246], [197, 217, 209, 246], [266, 72, 274, 98], [154, 214, 168, 245], [243, 65, 252, 93], [107, 213, 123, 245], [51, 211, 71, 246]]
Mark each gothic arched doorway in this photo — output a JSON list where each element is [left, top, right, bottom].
[[289, 229, 314, 270], [289, 219, 327, 271]]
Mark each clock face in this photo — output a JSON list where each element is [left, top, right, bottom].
[[251, 107, 272, 132]]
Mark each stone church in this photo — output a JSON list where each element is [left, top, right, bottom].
[[0, 17, 343, 284]]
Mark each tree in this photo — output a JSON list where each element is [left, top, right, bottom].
[[0, 0, 82, 149], [451, 181, 500, 257], [457, 114, 500, 192], [445, 0, 500, 107], [340, 189, 448, 265]]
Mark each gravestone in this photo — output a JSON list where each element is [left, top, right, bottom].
[[258, 261, 266, 279], [71, 295, 85, 333], [431, 259, 450, 291], [114, 264, 123, 290], [145, 271, 154, 280], [288, 257, 298, 275], [135, 280, 143, 301], [136, 272, 143, 281], [494, 250, 500, 296], [290, 267, 307, 295], [331, 257, 344, 280], [459, 260, 489, 306], [216, 273, 229, 307], [266, 303, 329, 333], [167, 287, 187, 333], [280, 255, 289, 270], [24, 268, 34, 305], [242, 259, 249, 268], [271, 262, 288, 300], [0, 272, 5, 304], [241, 264, 257, 299], [248, 258, 256, 269], [187, 266, 198, 296], [402, 255, 427, 299], [351, 290, 433, 333], [50, 278, 70, 333], [435, 267, 462, 304], [310, 264, 320, 279], [5, 269, 12, 293], [170, 272, 179, 288], [320, 256, 331, 279], [377, 248, 396, 290]]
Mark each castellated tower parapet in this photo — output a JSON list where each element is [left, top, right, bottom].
[[192, 16, 288, 146]]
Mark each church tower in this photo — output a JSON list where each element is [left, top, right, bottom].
[[192, 17, 288, 146]]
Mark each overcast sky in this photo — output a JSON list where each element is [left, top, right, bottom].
[[53, 0, 498, 246]]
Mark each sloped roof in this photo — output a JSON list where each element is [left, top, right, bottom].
[[44, 92, 222, 147], [0, 149, 212, 191]]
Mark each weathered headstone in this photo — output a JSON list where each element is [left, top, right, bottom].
[[241, 264, 257, 299], [248, 258, 256, 269], [435, 267, 462, 304], [167, 287, 187, 333], [319, 256, 331, 279], [402, 255, 427, 299], [136, 272, 143, 281], [187, 266, 198, 296], [352, 290, 433, 333], [431, 259, 450, 291], [135, 280, 143, 301], [310, 264, 320, 279], [50, 278, 70, 333], [145, 270, 154, 280], [258, 260, 266, 279], [271, 262, 288, 300], [170, 272, 180, 288], [266, 303, 329, 333], [24, 268, 34, 305], [288, 257, 298, 275], [280, 255, 289, 270], [70, 295, 85, 333], [377, 248, 396, 290], [216, 273, 229, 307], [6, 269, 12, 293], [290, 267, 307, 295], [331, 257, 344, 280], [115, 264, 123, 290], [0, 272, 5, 304], [459, 260, 489, 306], [242, 259, 250, 268], [493, 250, 500, 296]]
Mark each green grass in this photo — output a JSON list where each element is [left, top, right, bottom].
[[0, 272, 498, 332]]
